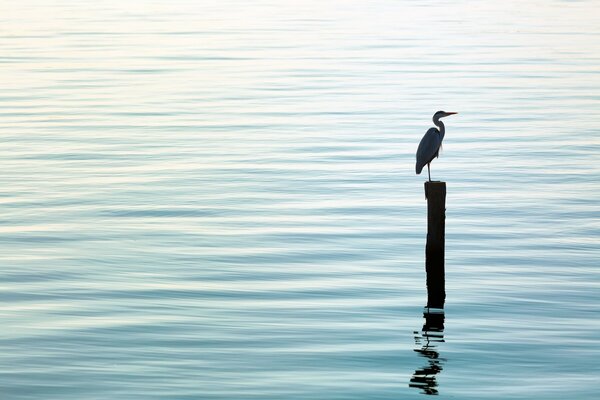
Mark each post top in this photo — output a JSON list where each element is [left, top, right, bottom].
[[424, 181, 446, 187], [424, 181, 446, 199]]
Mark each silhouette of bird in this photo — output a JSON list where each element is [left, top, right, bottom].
[[416, 111, 457, 181]]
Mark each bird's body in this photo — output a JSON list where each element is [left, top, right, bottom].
[[416, 111, 456, 181], [415, 127, 442, 174]]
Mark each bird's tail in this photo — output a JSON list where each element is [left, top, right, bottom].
[[415, 162, 423, 175]]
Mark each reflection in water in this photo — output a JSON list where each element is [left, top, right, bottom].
[[409, 310, 446, 395]]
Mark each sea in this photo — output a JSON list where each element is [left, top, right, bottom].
[[1, 1, 599, 399]]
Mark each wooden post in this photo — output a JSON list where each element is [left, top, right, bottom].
[[424, 181, 446, 309]]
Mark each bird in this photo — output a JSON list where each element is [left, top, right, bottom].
[[416, 111, 457, 181]]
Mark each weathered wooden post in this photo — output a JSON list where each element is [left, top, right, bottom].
[[424, 181, 446, 309]]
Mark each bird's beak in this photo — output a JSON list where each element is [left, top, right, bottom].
[[446, 112, 457, 115]]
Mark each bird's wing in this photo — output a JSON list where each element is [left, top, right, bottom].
[[415, 128, 441, 174]]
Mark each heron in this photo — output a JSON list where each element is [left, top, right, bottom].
[[415, 111, 457, 181]]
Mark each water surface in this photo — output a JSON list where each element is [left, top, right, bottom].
[[1, 1, 599, 399]]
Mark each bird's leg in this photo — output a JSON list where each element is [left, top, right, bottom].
[[427, 164, 431, 182]]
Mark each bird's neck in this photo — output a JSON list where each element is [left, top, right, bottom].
[[433, 118, 445, 141]]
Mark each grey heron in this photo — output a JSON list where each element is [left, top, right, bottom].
[[415, 111, 457, 181]]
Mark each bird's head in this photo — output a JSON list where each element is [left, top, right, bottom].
[[433, 110, 457, 120]]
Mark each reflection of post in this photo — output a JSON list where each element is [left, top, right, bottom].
[[424, 181, 446, 309], [410, 311, 446, 395]]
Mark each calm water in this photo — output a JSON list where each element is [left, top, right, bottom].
[[1, 1, 599, 399]]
